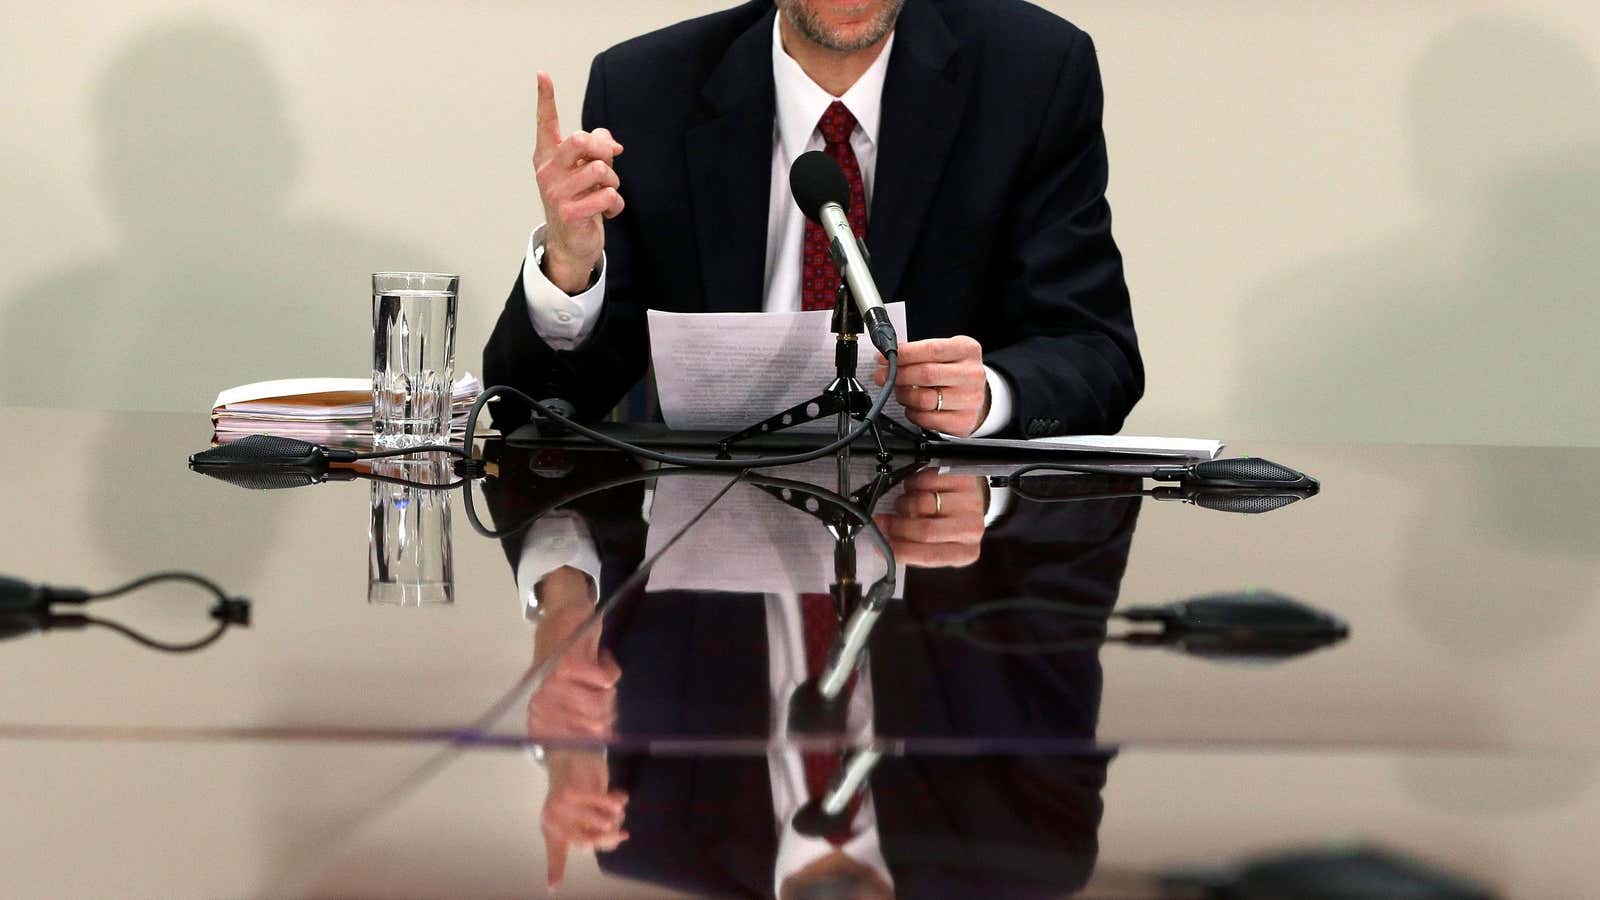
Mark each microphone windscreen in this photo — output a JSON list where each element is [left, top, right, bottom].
[[189, 434, 327, 469], [789, 150, 851, 224]]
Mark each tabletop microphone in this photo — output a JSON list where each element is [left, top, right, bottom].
[[188, 434, 485, 491], [789, 150, 899, 355]]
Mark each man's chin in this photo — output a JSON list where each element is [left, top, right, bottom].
[[782, 0, 903, 54]]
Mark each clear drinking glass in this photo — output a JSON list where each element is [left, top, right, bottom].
[[367, 458, 455, 606], [372, 272, 459, 450]]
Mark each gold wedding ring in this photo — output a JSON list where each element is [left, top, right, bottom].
[[933, 491, 943, 515], [934, 389, 945, 412]]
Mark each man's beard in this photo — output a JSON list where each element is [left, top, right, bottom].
[[778, 0, 906, 53]]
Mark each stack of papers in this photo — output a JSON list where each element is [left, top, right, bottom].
[[211, 373, 481, 445]]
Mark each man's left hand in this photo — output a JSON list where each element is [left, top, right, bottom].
[[873, 336, 989, 437]]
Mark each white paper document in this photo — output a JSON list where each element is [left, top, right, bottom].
[[644, 459, 906, 595], [648, 303, 912, 432]]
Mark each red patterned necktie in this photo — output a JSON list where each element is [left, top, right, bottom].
[[798, 591, 862, 845], [800, 101, 868, 312]]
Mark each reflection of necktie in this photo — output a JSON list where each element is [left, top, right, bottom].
[[800, 101, 868, 312], [798, 591, 860, 845]]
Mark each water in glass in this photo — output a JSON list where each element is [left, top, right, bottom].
[[372, 281, 457, 449]]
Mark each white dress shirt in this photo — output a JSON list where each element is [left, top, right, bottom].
[[520, 18, 1015, 437]]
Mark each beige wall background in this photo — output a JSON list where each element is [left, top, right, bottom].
[[3, 1, 1597, 445]]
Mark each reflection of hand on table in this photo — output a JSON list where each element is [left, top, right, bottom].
[[873, 471, 990, 569], [542, 750, 628, 890], [528, 566, 618, 740], [527, 566, 629, 890]]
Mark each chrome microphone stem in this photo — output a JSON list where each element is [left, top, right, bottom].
[[819, 202, 898, 354], [819, 591, 887, 700], [822, 746, 884, 817]]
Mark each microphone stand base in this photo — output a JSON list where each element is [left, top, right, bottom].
[[716, 282, 928, 465]]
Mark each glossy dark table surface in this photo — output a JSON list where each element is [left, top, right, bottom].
[[2, 405, 1595, 897]]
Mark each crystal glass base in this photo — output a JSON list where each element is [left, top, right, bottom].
[[366, 581, 454, 606]]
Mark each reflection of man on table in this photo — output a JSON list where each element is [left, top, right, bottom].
[[486, 447, 1139, 894], [484, 0, 1142, 439]]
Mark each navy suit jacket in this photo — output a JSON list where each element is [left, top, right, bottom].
[[484, 0, 1142, 438]]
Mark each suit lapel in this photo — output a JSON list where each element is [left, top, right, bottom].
[[686, 6, 778, 314], [870, 0, 969, 307]]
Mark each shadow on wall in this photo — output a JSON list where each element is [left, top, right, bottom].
[[1235, 14, 1600, 448], [0, 19, 439, 631], [0, 17, 430, 413]]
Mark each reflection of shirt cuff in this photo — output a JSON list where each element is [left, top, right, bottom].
[[983, 482, 1013, 527], [515, 511, 603, 621], [968, 365, 1015, 438], [522, 224, 606, 350]]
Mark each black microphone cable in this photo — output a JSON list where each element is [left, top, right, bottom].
[[459, 353, 900, 471], [0, 571, 251, 653]]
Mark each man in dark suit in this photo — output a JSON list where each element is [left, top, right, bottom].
[[484, 0, 1142, 439]]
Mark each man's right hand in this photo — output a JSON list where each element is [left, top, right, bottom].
[[533, 71, 625, 294]]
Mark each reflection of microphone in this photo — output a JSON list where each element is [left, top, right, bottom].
[[787, 580, 894, 735], [1010, 457, 1320, 494], [818, 585, 891, 700], [789, 150, 898, 354], [929, 590, 1350, 663], [1001, 472, 1318, 515], [1117, 590, 1349, 662], [792, 745, 885, 840]]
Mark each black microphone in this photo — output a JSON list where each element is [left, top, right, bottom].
[[189, 435, 485, 491], [189, 434, 361, 469], [789, 150, 898, 355]]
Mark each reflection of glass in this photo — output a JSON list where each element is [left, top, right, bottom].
[[367, 456, 455, 605], [372, 272, 458, 450]]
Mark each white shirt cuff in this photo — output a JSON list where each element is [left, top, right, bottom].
[[522, 225, 606, 351], [967, 365, 1015, 438], [515, 511, 603, 621], [983, 481, 1014, 527]]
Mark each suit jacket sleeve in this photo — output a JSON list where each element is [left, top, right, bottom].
[[482, 52, 652, 429], [985, 31, 1144, 437]]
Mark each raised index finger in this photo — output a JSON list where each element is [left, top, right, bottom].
[[535, 71, 562, 162], [894, 336, 981, 365], [544, 830, 569, 889]]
